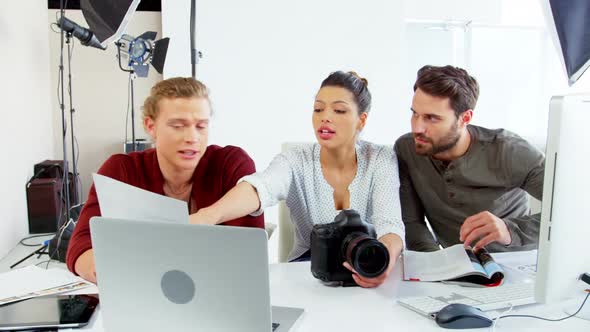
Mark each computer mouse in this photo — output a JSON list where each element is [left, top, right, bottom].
[[435, 303, 493, 329]]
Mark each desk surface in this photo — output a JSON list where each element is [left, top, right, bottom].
[[2, 242, 589, 332]]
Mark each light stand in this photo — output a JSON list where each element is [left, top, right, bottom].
[[44, 1, 81, 264], [130, 72, 137, 153], [115, 32, 169, 153], [116, 42, 138, 152], [190, 0, 198, 78], [66, 33, 79, 204], [190, 0, 203, 79], [57, 2, 72, 225], [39, 0, 142, 264]]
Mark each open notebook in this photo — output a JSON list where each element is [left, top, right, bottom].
[[403, 244, 504, 287]]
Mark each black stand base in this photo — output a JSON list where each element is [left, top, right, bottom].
[[10, 245, 48, 269]]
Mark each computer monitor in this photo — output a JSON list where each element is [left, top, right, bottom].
[[535, 94, 590, 319]]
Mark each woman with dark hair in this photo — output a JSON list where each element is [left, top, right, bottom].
[[190, 71, 404, 288]]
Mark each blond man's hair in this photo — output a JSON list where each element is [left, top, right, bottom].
[[142, 77, 211, 122]]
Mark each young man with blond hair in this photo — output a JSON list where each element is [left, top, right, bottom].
[[67, 77, 263, 283]]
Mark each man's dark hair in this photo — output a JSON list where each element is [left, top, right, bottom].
[[413, 65, 479, 117]]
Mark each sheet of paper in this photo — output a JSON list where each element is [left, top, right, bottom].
[[0, 266, 93, 306], [93, 173, 188, 223], [403, 244, 475, 282]]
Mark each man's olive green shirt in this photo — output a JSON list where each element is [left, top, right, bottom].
[[395, 125, 545, 252]]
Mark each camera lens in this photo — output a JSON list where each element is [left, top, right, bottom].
[[342, 233, 390, 278]]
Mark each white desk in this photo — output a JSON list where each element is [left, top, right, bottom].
[[2, 243, 589, 331], [267, 262, 589, 331]]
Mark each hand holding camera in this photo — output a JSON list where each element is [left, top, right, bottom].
[[310, 209, 391, 287], [342, 244, 395, 288]]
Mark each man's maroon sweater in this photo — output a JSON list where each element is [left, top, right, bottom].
[[66, 145, 264, 273]]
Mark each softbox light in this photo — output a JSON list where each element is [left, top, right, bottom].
[[544, 0, 590, 86], [80, 0, 141, 48]]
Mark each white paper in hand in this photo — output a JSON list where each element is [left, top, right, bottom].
[[92, 173, 188, 223]]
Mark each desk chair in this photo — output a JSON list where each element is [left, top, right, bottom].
[[277, 142, 303, 262], [278, 201, 294, 262], [265, 222, 277, 240]]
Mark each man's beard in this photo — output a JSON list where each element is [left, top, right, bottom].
[[414, 122, 461, 156]]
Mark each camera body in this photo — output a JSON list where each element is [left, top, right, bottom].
[[310, 209, 390, 286]]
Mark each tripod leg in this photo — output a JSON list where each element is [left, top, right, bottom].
[[10, 245, 48, 269]]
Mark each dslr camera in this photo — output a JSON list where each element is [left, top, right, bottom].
[[310, 209, 390, 286]]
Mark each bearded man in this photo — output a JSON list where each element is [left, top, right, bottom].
[[395, 65, 545, 252]]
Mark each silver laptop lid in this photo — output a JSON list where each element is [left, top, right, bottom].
[[90, 217, 272, 332]]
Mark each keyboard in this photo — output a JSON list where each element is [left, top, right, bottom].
[[397, 282, 536, 318]]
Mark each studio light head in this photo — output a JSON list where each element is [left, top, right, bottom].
[[55, 0, 142, 52], [65, 0, 169, 76], [116, 32, 170, 77], [80, 0, 141, 46], [57, 16, 106, 50]]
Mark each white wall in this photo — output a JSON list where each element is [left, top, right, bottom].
[[161, 0, 192, 78], [404, 0, 501, 22], [48, 10, 162, 202], [0, 2, 55, 257]]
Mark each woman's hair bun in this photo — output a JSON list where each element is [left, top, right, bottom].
[[348, 71, 368, 86]]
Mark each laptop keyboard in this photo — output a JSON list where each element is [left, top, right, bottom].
[[272, 322, 280, 331]]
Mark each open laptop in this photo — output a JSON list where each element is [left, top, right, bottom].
[[90, 217, 304, 332]]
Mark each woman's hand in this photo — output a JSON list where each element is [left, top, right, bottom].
[[342, 233, 403, 288], [188, 182, 261, 226], [189, 207, 220, 225], [343, 260, 394, 288]]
